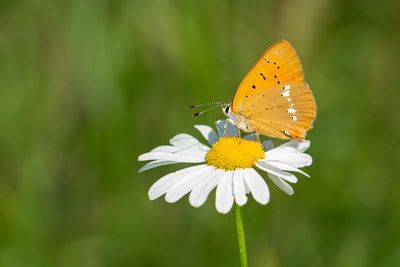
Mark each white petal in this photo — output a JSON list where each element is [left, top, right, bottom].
[[148, 165, 206, 200], [255, 161, 298, 183], [215, 120, 238, 137], [245, 182, 250, 194], [233, 168, 247, 206], [243, 168, 270, 205], [140, 141, 208, 162], [139, 160, 178, 173], [194, 125, 219, 145], [169, 133, 201, 148], [215, 171, 234, 214], [243, 134, 256, 140], [169, 133, 210, 158], [266, 150, 312, 168], [189, 168, 223, 207], [138, 152, 204, 163], [276, 139, 310, 152], [268, 173, 294, 195], [266, 160, 310, 177], [266, 140, 311, 163], [165, 165, 213, 203], [291, 140, 311, 152], [215, 120, 225, 136], [285, 153, 312, 168], [262, 140, 274, 150], [150, 145, 179, 153]]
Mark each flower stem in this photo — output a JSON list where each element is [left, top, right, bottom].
[[235, 205, 248, 267]]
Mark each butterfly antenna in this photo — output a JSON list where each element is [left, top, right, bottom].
[[193, 104, 222, 117], [188, 102, 225, 109]]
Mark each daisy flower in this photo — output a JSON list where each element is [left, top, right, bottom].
[[138, 121, 312, 214]]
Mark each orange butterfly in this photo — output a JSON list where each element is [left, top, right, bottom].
[[221, 39, 317, 140]]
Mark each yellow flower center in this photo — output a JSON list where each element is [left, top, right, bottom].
[[205, 137, 265, 170]]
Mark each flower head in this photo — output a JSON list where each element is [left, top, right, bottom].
[[138, 121, 312, 214], [205, 137, 264, 170]]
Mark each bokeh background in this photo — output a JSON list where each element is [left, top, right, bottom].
[[1, 0, 400, 266]]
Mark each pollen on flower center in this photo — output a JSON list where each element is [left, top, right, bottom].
[[205, 137, 265, 170]]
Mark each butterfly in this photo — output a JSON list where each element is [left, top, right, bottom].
[[220, 39, 317, 140]]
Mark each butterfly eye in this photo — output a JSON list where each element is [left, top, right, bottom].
[[225, 106, 230, 114]]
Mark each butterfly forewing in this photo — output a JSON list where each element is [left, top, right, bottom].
[[232, 39, 304, 113]]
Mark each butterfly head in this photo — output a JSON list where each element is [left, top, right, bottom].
[[222, 104, 255, 133]]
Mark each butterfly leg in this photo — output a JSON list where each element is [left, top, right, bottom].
[[224, 119, 236, 136], [237, 128, 242, 145], [223, 120, 229, 136], [236, 125, 241, 139], [255, 132, 261, 143]]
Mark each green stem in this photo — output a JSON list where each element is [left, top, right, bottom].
[[235, 205, 248, 267]]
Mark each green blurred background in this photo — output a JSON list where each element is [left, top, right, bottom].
[[1, 0, 400, 266]]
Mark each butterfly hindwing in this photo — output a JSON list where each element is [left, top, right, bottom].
[[241, 83, 317, 140]]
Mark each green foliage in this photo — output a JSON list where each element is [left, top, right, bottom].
[[0, 0, 400, 266]]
